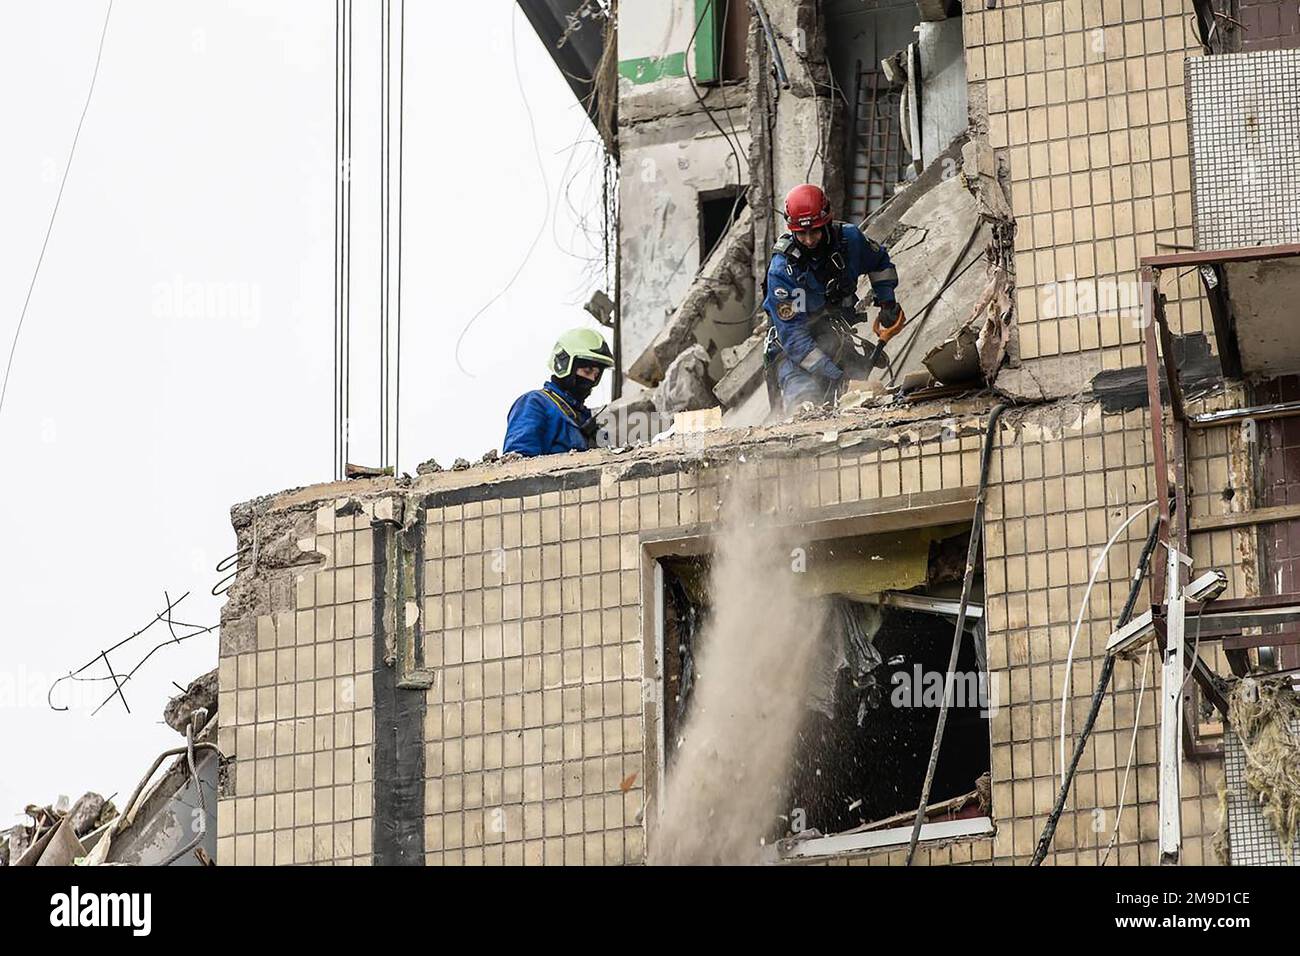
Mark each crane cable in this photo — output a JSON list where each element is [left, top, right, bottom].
[[334, 0, 354, 479], [379, 0, 406, 473], [379, 0, 389, 468], [395, 0, 405, 474]]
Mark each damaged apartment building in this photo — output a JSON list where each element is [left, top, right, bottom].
[[24, 0, 1291, 868]]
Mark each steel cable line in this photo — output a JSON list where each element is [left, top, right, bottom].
[[0, 0, 115, 424]]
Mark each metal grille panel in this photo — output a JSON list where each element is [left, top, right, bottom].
[[1223, 714, 1300, 865], [1187, 51, 1300, 250], [847, 63, 907, 224]]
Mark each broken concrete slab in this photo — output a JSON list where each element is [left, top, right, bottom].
[[720, 329, 762, 372], [68, 792, 106, 838], [86, 719, 220, 867], [597, 390, 665, 448], [721, 378, 772, 428], [898, 370, 935, 392], [923, 324, 982, 384], [860, 172, 999, 386], [3, 825, 29, 866], [34, 819, 85, 867], [163, 669, 217, 735], [675, 407, 723, 433], [656, 344, 717, 415], [13, 822, 58, 866], [713, 331, 766, 409], [584, 288, 615, 328], [993, 353, 1106, 403], [629, 206, 755, 387], [962, 139, 1012, 222]]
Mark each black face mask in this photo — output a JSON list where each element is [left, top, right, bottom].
[[553, 372, 597, 403]]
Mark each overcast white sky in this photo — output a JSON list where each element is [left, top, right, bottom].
[[0, 0, 610, 824]]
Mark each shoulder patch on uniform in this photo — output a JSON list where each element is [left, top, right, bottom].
[[775, 301, 797, 320]]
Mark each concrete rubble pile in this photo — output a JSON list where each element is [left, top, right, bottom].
[[1, 793, 116, 867], [3, 670, 221, 867]]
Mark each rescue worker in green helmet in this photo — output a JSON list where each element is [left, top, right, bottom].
[[503, 328, 615, 457]]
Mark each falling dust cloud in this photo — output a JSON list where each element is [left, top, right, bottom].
[[649, 489, 826, 865]]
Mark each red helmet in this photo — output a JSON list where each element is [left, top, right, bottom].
[[783, 183, 831, 232]]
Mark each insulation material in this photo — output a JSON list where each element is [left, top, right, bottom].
[[1221, 678, 1300, 865], [792, 524, 969, 601], [924, 269, 1014, 385], [796, 529, 933, 600]]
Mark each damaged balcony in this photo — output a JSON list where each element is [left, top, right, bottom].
[[1134, 235, 1300, 864]]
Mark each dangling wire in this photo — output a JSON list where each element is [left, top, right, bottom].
[[1, 0, 115, 424]]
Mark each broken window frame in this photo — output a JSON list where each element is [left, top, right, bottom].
[[639, 490, 995, 861], [692, 0, 749, 85], [697, 185, 748, 264]]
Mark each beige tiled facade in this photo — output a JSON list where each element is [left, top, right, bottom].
[[218, 397, 1226, 865], [969, 0, 1211, 373], [216, 507, 377, 866], [215, 1, 1250, 865]]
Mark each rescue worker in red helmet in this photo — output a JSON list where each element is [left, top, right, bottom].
[[763, 183, 904, 409]]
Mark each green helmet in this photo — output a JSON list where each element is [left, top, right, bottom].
[[549, 327, 614, 378]]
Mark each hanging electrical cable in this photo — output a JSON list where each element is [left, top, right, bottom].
[[1031, 512, 1163, 865], [1101, 640, 1154, 865], [452, 5, 552, 377], [1058, 499, 1157, 788], [1, 0, 114, 425], [905, 403, 1008, 865]]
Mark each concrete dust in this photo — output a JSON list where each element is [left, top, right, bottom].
[[650, 491, 826, 865]]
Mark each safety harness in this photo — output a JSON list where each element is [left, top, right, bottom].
[[536, 387, 600, 447], [765, 224, 862, 368]]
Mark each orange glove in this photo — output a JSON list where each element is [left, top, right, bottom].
[[872, 301, 906, 343]]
